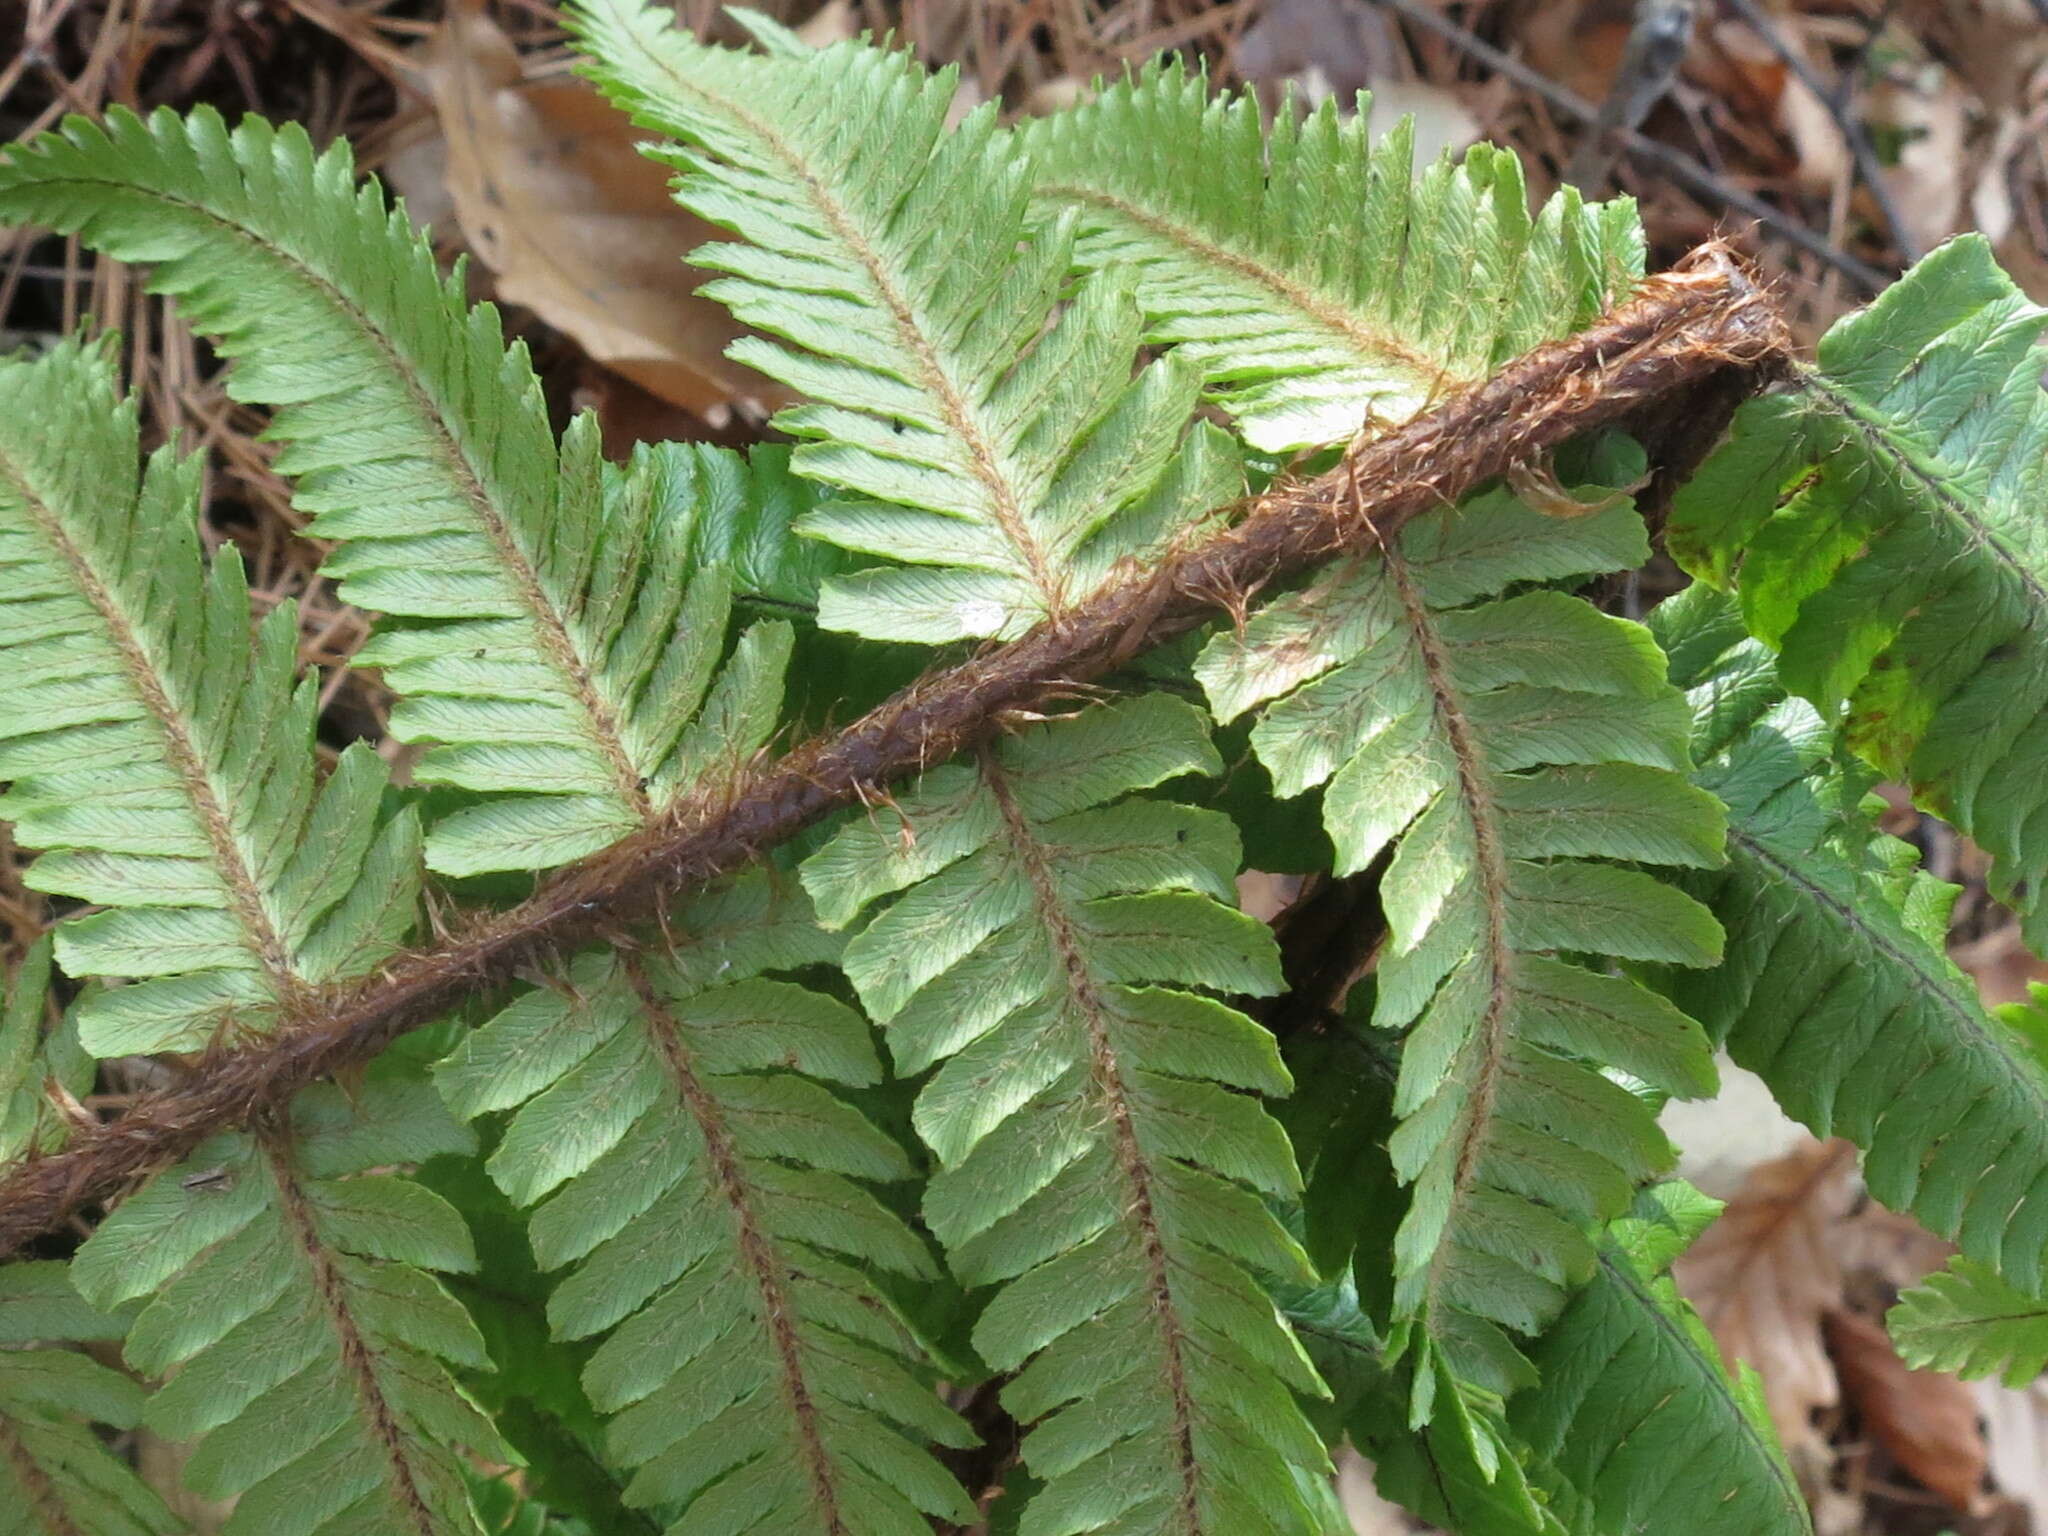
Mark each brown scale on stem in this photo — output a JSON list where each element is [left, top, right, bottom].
[[0, 246, 1791, 1259]]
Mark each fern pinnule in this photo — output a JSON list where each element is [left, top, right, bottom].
[[1891, 1255, 2048, 1386], [573, 0, 1239, 645], [434, 870, 974, 1535], [1652, 585, 2048, 1292], [1669, 235, 2048, 949], [1020, 63, 1644, 452], [1197, 465, 1724, 1399], [805, 693, 1327, 1536], [0, 339, 420, 1057], [0, 940, 91, 1168]]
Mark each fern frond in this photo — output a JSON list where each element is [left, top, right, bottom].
[[1513, 1182, 1807, 1536], [573, 0, 1237, 643], [433, 869, 974, 1535], [0, 113, 793, 877], [804, 694, 1327, 1536], [1890, 1256, 2048, 1386], [0, 339, 419, 1054], [1195, 473, 1724, 1386], [1668, 235, 2048, 945], [1650, 583, 2048, 1291], [1, 1265, 182, 1536], [70, 1069, 507, 1536], [1285, 1025, 1802, 1536], [1019, 63, 1644, 451]]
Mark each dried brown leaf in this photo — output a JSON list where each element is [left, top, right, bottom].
[[413, 2, 789, 427], [1824, 1305, 1989, 1515], [1673, 1137, 1860, 1455]]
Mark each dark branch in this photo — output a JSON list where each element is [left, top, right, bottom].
[[0, 246, 1793, 1258]]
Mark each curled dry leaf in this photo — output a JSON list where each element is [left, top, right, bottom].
[[1824, 1305, 1989, 1516], [1673, 1137, 1860, 1455], [412, 2, 790, 427]]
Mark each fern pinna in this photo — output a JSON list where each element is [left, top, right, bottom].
[[1, 5, 2047, 1535]]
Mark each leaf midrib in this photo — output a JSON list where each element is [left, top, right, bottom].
[[1794, 364, 2048, 614], [1588, 1247, 1806, 1521], [1382, 548, 1518, 1329], [622, 956, 851, 1536], [979, 745, 1206, 1535], [1032, 181, 1448, 392], [264, 1140, 440, 1536], [1724, 821, 2048, 1139]]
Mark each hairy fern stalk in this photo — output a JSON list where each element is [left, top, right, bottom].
[[0, 5, 2043, 1534]]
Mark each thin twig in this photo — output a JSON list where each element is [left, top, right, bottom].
[[0, 249, 1793, 1257], [1718, 0, 1921, 264], [1371, 0, 1891, 292], [1564, 0, 1697, 192]]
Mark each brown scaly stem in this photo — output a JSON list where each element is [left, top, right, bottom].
[[0, 245, 1791, 1258]]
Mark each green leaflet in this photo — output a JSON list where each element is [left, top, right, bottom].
[[1284, 1023, 1802, 1536], [359, 442, 795, 877], [1667, 235, 2048, 948], [1019, 61, 1643, 452], [574, 0, 1242, 644], [805, 694, 1326, 1536], [69, 1069, 505, 1536], [0, 1262, 182, 1536], [0, 341, 419, 1055], [0, 113, 793, 877], [1650, 584, 2048, 1292], [1, 939, 91, 1165], [1890, 1256, 2048, 1386], [434, 870, 974, 1535], [465, 1472, 596, 1536], [1283, 1276, 1559, 1536], [408, 1151, 652, 1536], [1512, 1183, 1807, 1536], [1196, 480, 1723, 1388]]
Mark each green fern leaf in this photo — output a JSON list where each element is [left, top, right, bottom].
[[1285, 1276, 1560, 1536], [1195, 473, 1724, 1387], [1890, 1256, 2048, 1386], [0, 112, 794, 877], [1, 1262, 183, 1535], [1286, 1025, 1801, 1536], [1019, 63, 1643, 451], [1668, 235, 2048, 946], [69, 1068, 506, 1536], [0, 339, 419, 1055], [358, 440, 795, 876], [805, 693, 1329, 1536], [573, 0, 1239, 643], [1513, 1182, 1807, 1536], [1650, 583, 2048, 1292], [433, 869, 975, 1534]]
